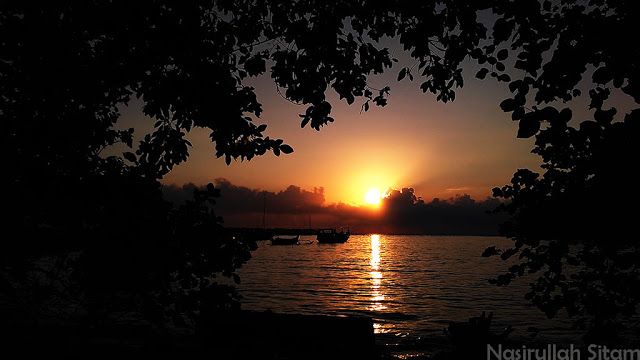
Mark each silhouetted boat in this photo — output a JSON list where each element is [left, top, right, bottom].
[[316, 227, 350, 243], [270, 235, 300, 245]]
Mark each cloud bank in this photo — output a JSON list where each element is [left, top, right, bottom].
[[162, 179, 506, 235]]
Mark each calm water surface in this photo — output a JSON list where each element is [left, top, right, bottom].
[[236, 235, 577, 348]]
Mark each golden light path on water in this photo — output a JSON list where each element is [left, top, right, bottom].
[[235, 235, 573, 344], [369, 234, 388, 333]]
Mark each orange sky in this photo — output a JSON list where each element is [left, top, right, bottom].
[[117, 46, 544, 206], [156, 63, 541, 205]]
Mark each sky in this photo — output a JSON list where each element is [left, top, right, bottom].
[[116, 39, 547, 233], [140, 59, 541, 200]]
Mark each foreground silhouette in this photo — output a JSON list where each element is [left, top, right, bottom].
[[2, 0, 639, 356]]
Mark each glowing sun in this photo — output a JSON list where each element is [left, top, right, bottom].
[[365, 188, 382, 205]]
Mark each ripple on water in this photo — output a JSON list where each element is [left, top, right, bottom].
[[237, 235, 573, 344]]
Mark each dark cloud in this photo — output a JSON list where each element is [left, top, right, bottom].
[[213, 178, 326, 215], [378, 188, 504, 235], [162, 179, 328, 229], [162, 178, 325, 213], [162, 181, 506, 235]]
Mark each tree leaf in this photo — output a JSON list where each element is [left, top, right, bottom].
[[482, 246, 501, 257], [592, 66, 613, 85], [558, 108, 572, 123], [300, 116, 310, 128], [512, 107, 525, 121], [497, 74, 511, 82], [280, 144, 293, 154], [497, 49, 508, 61], [397, 68, 407, 81], [594, 108, 617, 124], [475, 68, 489, 79], [517, 115, 541, 138], [123, 152, 137, 163], [499, 98, 517, 112]]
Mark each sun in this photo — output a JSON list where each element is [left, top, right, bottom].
[[365, 188, 382, 205]]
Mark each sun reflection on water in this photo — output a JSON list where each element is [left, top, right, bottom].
[[369, 234, 386, 312]]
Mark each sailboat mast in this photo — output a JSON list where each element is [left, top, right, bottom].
[[262, 192, 266, 230]]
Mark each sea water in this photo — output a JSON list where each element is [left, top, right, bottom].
[[235, 235, 577, 354]]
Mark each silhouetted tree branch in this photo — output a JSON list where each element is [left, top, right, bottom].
[[2, 0, 639, 341]]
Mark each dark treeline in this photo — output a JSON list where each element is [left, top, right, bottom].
[[164, 181, 506, 235]]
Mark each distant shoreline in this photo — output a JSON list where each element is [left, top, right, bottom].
[[228, 227, 502, 237]]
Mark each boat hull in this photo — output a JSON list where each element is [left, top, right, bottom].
[[316, 228, 350, 243], [270, 235, 300, 245], [316, 236, 349, 244]]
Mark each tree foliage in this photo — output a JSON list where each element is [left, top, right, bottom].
[[2, 0, 639, 337], [482, 0, 640, 338]]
